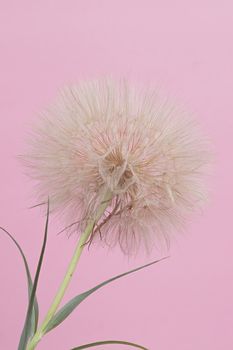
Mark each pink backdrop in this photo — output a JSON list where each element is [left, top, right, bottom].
[[0, 1, 232, 349]]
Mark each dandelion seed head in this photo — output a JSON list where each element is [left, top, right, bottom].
[[23, 78, 209, 254]]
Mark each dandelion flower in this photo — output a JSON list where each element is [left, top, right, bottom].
[[23, 78, 209, 254]]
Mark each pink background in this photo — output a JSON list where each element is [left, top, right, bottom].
[[0, 1, 232, 349]]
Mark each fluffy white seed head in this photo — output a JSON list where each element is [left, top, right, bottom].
[[23, 78, 209, 254]]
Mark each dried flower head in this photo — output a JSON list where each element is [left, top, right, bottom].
[[23, 78, 209, 254]]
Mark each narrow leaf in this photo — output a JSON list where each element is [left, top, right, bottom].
[[0, 227, 39, 338], [18, 199, 50, 350], [71, 340, 148, 350], [45, 257, 168, 333]]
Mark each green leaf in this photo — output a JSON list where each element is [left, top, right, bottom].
[[0, 227, 39, 340], [45, 257, 168, 334], [18, 199, 50, 350], [70, 340, 149, 350]]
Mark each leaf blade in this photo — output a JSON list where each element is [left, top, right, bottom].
[[45, 257, 168, 333], [0, 227, 39, 339], [18, 199, 50, 350], [71, 340, 149, 350]]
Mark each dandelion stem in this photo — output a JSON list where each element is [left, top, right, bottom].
[[26, 190, 112, 350]]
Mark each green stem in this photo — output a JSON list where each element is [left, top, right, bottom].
[[26, 191, 112, 350]]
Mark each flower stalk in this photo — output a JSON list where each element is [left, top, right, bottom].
[[26, 190, 112, 350]]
